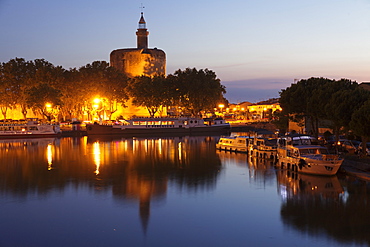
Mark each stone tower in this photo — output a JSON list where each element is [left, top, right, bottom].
[[110, 12, 166, 77], [136, 13, 149, 49]]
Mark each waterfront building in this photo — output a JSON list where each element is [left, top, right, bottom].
[[247, 100, 282, 121], [226, 99, 282, 122], [288, 117, 333, 136], [82, 11, 168, 121], [106, 11, 167, 119]]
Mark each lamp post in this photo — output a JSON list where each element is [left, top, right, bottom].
[[263, 107, 267, 120], [218, 104, 224, 116], [93, 98, 102, 123], [45, 103, 52, 122], [93, 98, 101, 108]]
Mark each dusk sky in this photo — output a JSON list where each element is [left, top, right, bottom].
[[1, 0, 370, 103]]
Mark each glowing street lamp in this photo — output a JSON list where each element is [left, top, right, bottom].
[[93, 98, 101, 109], [45, 103, 53, 122], [92, 97, 104, 123], [263, 107, 267, 119], [218, 104, 225, 113]]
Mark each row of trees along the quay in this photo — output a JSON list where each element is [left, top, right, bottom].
[[0, 58, 227, 121], [127, 68, 226, 117], [278, 77, 370, 154], [0, 58, 129, 121]]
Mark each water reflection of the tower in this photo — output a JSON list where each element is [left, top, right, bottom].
[[0, 136, 223, 235], [89, 135, 222, 234]]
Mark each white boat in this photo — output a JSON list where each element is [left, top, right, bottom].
[[248, 137, 277, 159], [276, 135, 343, 176], [216, 136, 251, 152], [0, 118, 61, 139], [86, 117, 230, 136]]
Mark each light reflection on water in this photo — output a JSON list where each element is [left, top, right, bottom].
[[0, 136, 369, 246]]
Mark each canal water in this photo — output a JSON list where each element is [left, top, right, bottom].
[[0, 136, 369, 247]]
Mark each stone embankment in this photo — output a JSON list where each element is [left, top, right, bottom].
[[341, 156, 370, 180]]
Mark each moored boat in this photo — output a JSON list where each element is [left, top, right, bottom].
[[0, 118, 61, 139], [86, 117, 230, 136], [276, 135, 343, 176], [248, 136, 277, 159], [216, 135, 251, 152]]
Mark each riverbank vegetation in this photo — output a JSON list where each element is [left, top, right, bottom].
[[279, 77, 370, 154], [0, 58, 227, 120]]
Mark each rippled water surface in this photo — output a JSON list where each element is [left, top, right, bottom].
[[0, 136, 369, 247]]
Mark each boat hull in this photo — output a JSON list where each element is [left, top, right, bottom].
[[0, 119, 61, 139], [276, 155, 343, 176], [86, 124, 230, 136], [276, 135, 343, 176], [0, 133, 61, 139]]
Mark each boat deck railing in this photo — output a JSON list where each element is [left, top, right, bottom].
[[300, 154, 342, 161]]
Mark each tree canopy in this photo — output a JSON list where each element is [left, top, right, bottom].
[[173, 68, 226, 116], [350, 99, 370, 154], [0, 58, 227, 121], [128, 75, 167, 117], [26, 83, 63, 121], [0, 58, 130, 121], [279, 77, 370, 140], [127, 68, 227, 117]]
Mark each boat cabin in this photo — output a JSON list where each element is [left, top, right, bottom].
[[216, 136, 251, 152], [278, 135, 319, 147]]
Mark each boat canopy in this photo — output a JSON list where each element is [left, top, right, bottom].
[[278, 135, 319, 146]]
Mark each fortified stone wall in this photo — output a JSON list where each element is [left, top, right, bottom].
[[110, 48, 166, 77]]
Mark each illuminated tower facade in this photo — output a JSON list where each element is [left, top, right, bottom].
[[110, 12, 166, 77]]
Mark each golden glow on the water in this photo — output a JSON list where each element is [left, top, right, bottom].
[[93, 141, 101, 175], [82, 136, 88, 156], [178, 142, 182, 161], [158, 138, 162, 155], [133, 138, 139, 153], [47, 144, 53, 170], [124, 140, 128, 150]]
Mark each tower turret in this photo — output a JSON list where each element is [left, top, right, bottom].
[[136, 12, 149, 49]]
